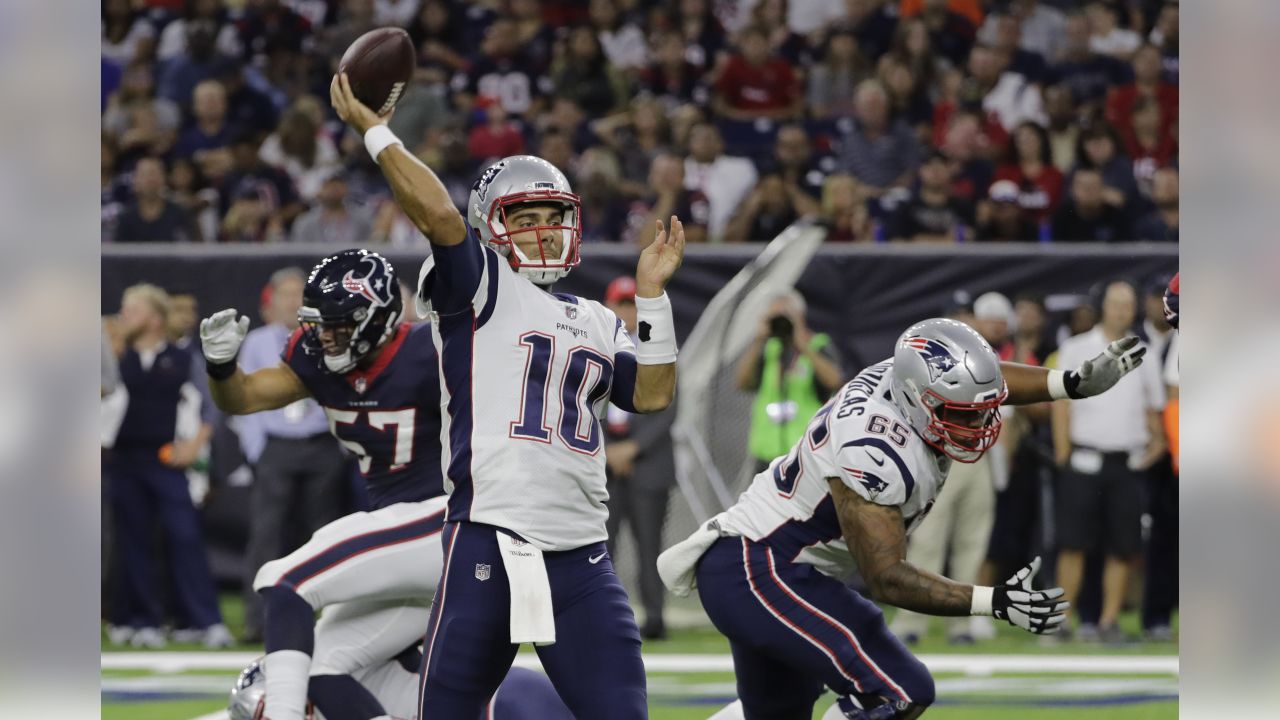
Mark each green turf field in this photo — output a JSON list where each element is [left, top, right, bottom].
[[103, 595, 1178, 719]]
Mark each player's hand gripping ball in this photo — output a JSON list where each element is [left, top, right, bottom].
[[337, 27, 415, 118]]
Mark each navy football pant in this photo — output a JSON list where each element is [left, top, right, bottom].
[[697, 537, 934, 719], [106, 450, 221, 629], [418, 521, 647, 719]]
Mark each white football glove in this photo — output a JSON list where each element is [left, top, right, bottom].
[[991, 557, 1069, 635], [1065, 335, 1146, 399], [199, 308, 250, 365]]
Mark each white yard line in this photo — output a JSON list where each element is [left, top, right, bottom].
[[102, 651, 1178, 675]]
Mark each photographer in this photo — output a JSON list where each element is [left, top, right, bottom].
[[734, 291, 844, 474]]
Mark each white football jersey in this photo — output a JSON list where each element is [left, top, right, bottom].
[[717, 360, 952, 579], [424, 244, 635, 551]]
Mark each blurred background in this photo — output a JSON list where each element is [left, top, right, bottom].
[[97, 0, 1184, 718]]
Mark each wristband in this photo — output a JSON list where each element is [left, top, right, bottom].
[[206, 358, 238, 381], [634, 292, 678, 365], [1046, 369, 1068, 400], [364, 125, 403, 163], [970, 586, 994, 616]]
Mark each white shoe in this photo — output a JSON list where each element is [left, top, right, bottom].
[[203, 623, 234, 649], [169, 627, 204, 643], [105, 625, 134, 646], [130, 627, 167, 649], [970, 615, 997, 640]]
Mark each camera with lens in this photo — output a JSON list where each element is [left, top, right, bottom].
[[768, 314, 794, 340]]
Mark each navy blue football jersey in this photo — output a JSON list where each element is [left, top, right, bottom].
[[283, 322, 444, 509]]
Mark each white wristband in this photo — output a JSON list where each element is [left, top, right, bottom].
[[1047, 369, 1069, 400], [634, 292, 678, 365], [970, 586, 995, 616], [364, 125, 403, 163]]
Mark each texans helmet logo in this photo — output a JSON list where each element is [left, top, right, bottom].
[[903, 336, 959, 383], [340, 256, 395, 306]]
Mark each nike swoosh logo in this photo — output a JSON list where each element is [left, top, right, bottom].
[[867, 450, 886, 467], [588, 552, 607, 564]]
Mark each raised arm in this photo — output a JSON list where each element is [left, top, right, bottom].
[[630, 216, 687, 413], [330, 74, 467, 248], [199, 309, 311, 414], [1001, 336, 1146, 405]]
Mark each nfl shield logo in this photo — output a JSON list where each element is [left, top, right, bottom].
[[564, 305, 578, 320], [475, 563, 491, 581], [353, 377, 367, 394]]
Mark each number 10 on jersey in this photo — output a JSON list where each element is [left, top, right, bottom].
[[509, 332, 615, 455]]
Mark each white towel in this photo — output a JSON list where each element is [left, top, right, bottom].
[[496, 531, 556, 646], [656, 515, 726, 597]]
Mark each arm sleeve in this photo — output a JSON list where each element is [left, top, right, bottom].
[[428, 226, 488, 316], [610, 317, 638, 413]]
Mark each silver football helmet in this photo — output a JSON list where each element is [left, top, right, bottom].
[[228, 658, 315, 720], [467, 155, 582, 285], [889, 318, 1008, 463]]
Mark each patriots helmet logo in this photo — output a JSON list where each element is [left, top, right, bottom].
[[340, 256, 396, 306], [903, 336, 959, 383]]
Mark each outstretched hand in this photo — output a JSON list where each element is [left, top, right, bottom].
[[636, 215, 686, 298], [1067, 335, 1146, 399], [992, 557, 1070, 635], [329, 73, 391, 135]]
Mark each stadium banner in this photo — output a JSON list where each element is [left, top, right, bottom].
[[103, 242, 1178, 369]]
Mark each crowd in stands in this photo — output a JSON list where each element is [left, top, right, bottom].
[[102, 0, 1179, 245]]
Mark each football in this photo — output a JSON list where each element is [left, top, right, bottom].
[[337, 27, 416, 116]]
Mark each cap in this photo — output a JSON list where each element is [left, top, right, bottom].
[[974, 291, 1014, 323], [989, 179, 1021, 203], [605, 276, 637, 305], [943, 288, 974, 318]]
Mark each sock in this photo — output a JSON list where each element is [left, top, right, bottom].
[[263, 650, 311, 720], [308, 674, 388, 720]]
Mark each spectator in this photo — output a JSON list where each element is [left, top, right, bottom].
[[1072, 124, 1140, 214], [1052, 280, 1166, 643], [601, 276, 678, 640], [1046, 13, 1129, 113], [103, 63, 182, 168], [232, 0, 313, 87], [156, 0, 243, 63], [1043, 84, 1081, 172], [537, 128, 579, 184], [177, 80, 236, 159], [749, 0, 813, 66], [115, 158, 203, 243], [1144, 276, 1179, 643], [673, 0, 728, 71], [998, 0, 1066, 61], [820, 173, 874, 242], [988, 11, 1048, 83], [409, 0, 469, 79], [102, 0, 157, 66], [887, 149, 974, 242], [1120, 98, 1178, 185], [220, 183, 286, 243], [374, 0, 421, 28], [683, 122, 759, 242], [1012, 292, 1052, 363], [877, 55, 933, 141], [592, 97, 673, 197], [1106, 44, 1178, 145], [836, 79, 921, 194], [103, 284, 229, 648], [917, 0, 977, 66], [1133, 166, 1178, 242], [453, 17, 550, 118], [168, 157, 220, 243], [625, 152, 710, 247], [158, 19, 236, 107], [289, 172, 374, 244], [322, 0, 379, 65], [102, 139, 129, 243], [891, 18, 946, 96], [642, 30, 710, 107], [974, 178, 1038, 241], [843, 0, 899, 61], [1086, 0, 1141, 60], [808, 25, 870, 120], [259, 97, 342, 202], [235, 268, 350, 642], [576, 147, 631, 243], [973, 291, 1015, 357], [1051, 168, 1130, 242], [1148, 1, 1178, 83], [466, 97, 526, 164], [785, 0, 846, 36], [941, 110, 994, 204], [216, 65, 281, 138], [552, 25, 629, 116], [994, 121, 1064, 223], [960, 43, 1045, 135], [509, 0, 556, 72], [712, 25, 802, 121], [734, 290, 843, 474], [768, 123, 836, 202], [590, 0, 649, 72], [220, 130, 305, 228], [900, 0, 984, 27], [723, 173, 805, 243]]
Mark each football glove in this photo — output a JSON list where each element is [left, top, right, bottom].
[[992, 557, 1069, 635], [200, 309, 250, 366], [1065, 335, 1146, 399]]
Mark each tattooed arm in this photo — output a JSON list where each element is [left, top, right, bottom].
[[828, 478, 973, 616]]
